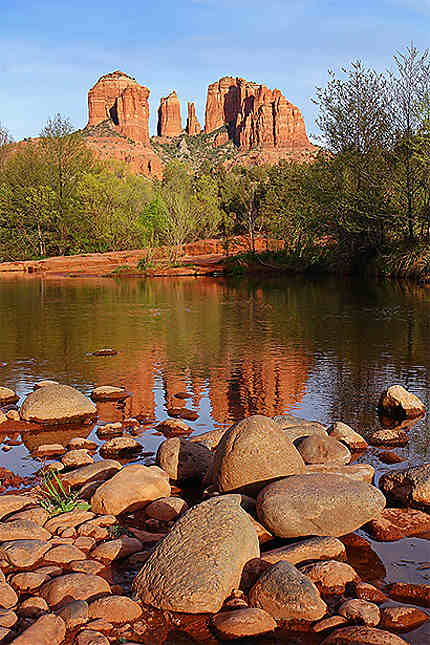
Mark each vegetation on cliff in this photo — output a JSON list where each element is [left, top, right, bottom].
[[1, 45, 430, 278]]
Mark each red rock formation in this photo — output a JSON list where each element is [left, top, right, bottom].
[[157, 91, 182, 137], [186, 102, 201, 135], [204, 76, 311, 151], [87, 71, 150, 145]]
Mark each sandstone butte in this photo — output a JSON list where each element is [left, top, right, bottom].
[[83, 70, 315, 178], [157, 91, 182, 137]]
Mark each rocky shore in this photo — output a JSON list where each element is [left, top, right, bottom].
[[0, 382, 429, 644]]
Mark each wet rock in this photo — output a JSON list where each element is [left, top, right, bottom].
[[156, 418, 192, 437], [40, 573, 111, 608], [91, 464, 170, 515], [378, 451, 405, 464], [338, 599, 381, 626], [61, 460, 121, 488], [88, 596, 142, 624], [167, 407, 198, 421], [261, 536, 346, 566], [0, 388, 18, 405], [157, 437, 213, 482], [212, 607, 276, 638], [368, 429, 409, 447], [380, 606, 429, 631], [321, 626, 408, 644], [91, 386, 128, 401], [56, 599, 89, 630], [0, 540, 51, 568], [33, 443, 67, 458], [257, 474, 385, 538], [365, 507, 430, 541], [0, 519, 50, 541], [295, 434, 351, 465], [99, 436, 142, 458], [351, 582, 388, 604], [96, 423, 123, 439], [249, 561, 326, 621], [90, 537, 142, 564], [21, 384, 96, 425], [304, 463, 375, 483], [379, 385, 424, 419], [10, 613, 65, 645], [133, 495, 259, 613], [0, 583, 18, 609], [145, 496, 188, 521], [212, 415, 305, 496], [62, 449, 94, 468], [313, 616, 349, 632], [10, 572, 50, 593], [92, 348, 117, 356], [43, 544, 87, 564], [0, 496, 35, 520], [67, 438, 97, 451], [379, 464, 430, 509], [327, 422, 368, 451], [386, 582, 430, 607], [300, 561, 359, 595]]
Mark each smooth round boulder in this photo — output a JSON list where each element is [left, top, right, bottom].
[[20, 385, 96, 425], [132, 495, 260, 613], [212, 415, 305, 496], [40, 573, 111, 608], [99, 436, 142, 458], [145, 496, 188, 521], [88, 595, 142, 624], [156, 418, 192, 437], [10, 614, 65, 645], [295, 435, 351, 465], [156, 437, 213, 482], [249, 561, 327, 621], [327, 422, 368, 451], [338, 599, 381, 626], [91, 464, 170, 515], [257, 474, 385, 538]]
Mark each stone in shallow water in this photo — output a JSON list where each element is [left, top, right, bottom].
[[379, 464, 430, 509], [62, 449, 94, 468], [21, 384, 96, 425], [0, 387, 18, 405], [368, 428, 409, 447], [91, 385, 128, 401], [249, 561, 327, 621], [257, 473, 385, 539], [132, 495, 259, 613], [327, 422, 368, 451], [379, 384, 424, 419], [99, 436, 141, 458], [380, 606, 429, 632]]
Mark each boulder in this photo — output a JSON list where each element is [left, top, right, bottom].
[[21, 384, 96, 425], [327, 422, 368, 451], [61, 460, 121, 488], [91, 464, 170, 515], [132, 495, 260, 613], [62, 449, 94, 468], [0, 519, 50, 542], [381, 606, 429, 631], [365, 507, 430, 541], [96, 423, 123, 439], [338, 599, 381, 626], [249, 561, 326, 621], [99, 436, 141, 458], [378, 385, 424, 419], [257, 474, 385, 538], [56, 599, 89, 630], [212, 415, 305, 496], [379, 464, 430, 509], [90, 386, 128, 401], [0, 583, 18, 609], [145, 496, 188, 521], [295, 435, 351, 465], [156, 437, 213, 482], [0, 387, 18, 405], [321, 626, 408, 644], [88, 595, 142, 624], [0, 540, 51, 568], [386, 582, 430, 607], [212, 608, 276, 638], [0, 495, 35, 520], [155, 418, 192, 437], [304, 463, 375, 483], [368, 429, 409, 447], [300, 561, 359, 595], [190, 427, 228, 449]]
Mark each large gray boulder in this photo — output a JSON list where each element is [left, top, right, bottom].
[[20, 385, 96, 425], [379, 464, 430, 509], [156, 437, 213, 482], [212, 415, 305, 496], [132, 495, 260, 613], [257, 473, 386, 538], [249, 561, 326, 621]]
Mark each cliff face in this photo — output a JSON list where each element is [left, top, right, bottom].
[[87, 70, 150, 145], [157, 91, 182, 137], [204, 76, 310, 151], [186, 102, 201, 135]]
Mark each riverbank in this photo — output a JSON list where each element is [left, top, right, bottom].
[[1, 380, 430, 644]]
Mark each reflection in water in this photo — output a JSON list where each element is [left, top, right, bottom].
[[1, 274, 430, 463]]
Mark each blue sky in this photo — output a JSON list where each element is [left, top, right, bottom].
[[1, 0, 429, 141]]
